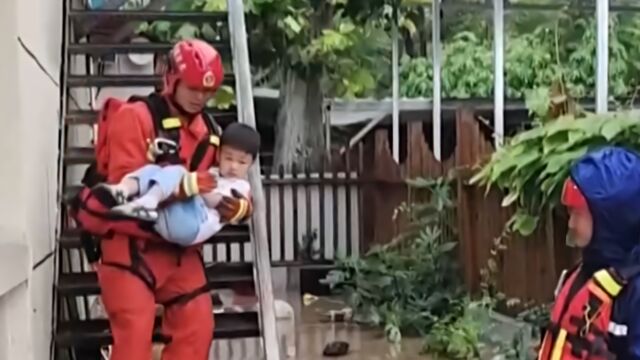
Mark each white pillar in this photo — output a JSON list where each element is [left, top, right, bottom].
[[596, 0, 609, 113], [493, 0, 504, 147], [391, 5, 400, 162], [431, 1, 442, 160]]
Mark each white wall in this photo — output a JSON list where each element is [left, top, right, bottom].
[[0, 0, 62, 358]]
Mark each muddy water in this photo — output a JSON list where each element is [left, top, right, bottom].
[[296, 297, 427, 359], [209, 296, 429, 360], [291, 322, 427, 360]]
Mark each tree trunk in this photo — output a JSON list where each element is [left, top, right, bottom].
[[272, 67, 325, 173]]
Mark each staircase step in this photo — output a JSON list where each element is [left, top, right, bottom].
[[56, 311, 259, 348], [68, 42, 230, 55], [57, 262, 254, 297], [67, 74, 235, 88], [64, 146, 94, 164], [69, 9, 228, 23], [65, 108, 236, 125], [58, 225, 251, 250]]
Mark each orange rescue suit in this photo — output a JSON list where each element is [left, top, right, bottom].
[[97, 99, 217, 360], [538, 265, 639, 360]]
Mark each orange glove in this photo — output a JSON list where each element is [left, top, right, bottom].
[[175, 170, 217, 198], [216, 189, 253, 224]]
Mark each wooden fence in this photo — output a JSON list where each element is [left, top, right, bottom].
[[358, 107, 578, 304]]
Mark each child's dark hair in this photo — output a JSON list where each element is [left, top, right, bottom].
[[220, 122, 261, 159]]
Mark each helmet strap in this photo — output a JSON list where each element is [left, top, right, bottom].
[[167, 87, 200, 120]]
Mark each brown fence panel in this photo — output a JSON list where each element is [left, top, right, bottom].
[[452, 107, 572, 303], [360, 130, 407, 249], [358, 107, 577, 303]]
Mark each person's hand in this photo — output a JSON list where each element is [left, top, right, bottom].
[[217, 189, 253, 224], [176, 170, 217, 198]]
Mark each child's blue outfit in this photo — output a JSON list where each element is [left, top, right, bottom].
[[125, 164, 250, 246]]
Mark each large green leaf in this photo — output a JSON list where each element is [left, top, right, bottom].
[[472, 109, 640, 237], [509, 212, 539, 237], [601, 116, 639, 140]]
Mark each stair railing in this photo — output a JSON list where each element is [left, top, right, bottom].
[[227, 1, 282, 359]]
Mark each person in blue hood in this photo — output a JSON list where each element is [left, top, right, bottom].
[[537, 146, 640, 360]]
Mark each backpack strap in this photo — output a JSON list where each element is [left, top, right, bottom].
[[584, 265, 640, 301], [554, 262, 581, 298], [127, 93, 222, 170], [189, 112, 223, 171], [596, 264, 640, 298], [129, 93, 182, 165]]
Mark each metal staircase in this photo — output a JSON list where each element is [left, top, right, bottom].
[[54, 0, 280, 359]]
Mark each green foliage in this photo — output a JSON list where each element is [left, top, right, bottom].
[[442, 32, 493, 99], [398, 10, 640, 101], [467, 13, 640, 234], [130, 0, 640, 101], [323, 178, 465, 344], [206, 85, 236, 109], [517, 303, 551, 339], [136, 0, 227, 42], [134, 0, 235, 110], [422, 300, 483, 359], [305, 20, 392, 98], [470, 110, 640, 235], [399, 56, 433, 98], [246, 0, 404, 98], [325, 176, 550, 358], [336, 0, 431, 24]]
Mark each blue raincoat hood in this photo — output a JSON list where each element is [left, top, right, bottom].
[[570, 146, 640, 270]]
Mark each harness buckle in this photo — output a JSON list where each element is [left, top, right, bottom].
[[151, 138, 180, 156], [580, 303, 602, 338]]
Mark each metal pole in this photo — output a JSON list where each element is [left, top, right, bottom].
[[324, 100, 331, 156], [227, 1, 281, 359], [391, 4, 400, 162], [596, 0, 609, 113], [493, 0, 504, 147], [431, 2, 442, 161]]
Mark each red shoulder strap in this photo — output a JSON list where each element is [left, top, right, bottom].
[[94, 98, 128, 175]]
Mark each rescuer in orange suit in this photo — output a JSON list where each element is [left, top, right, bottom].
[[537, 146, 640, 360], [97, 39, 252, 360]]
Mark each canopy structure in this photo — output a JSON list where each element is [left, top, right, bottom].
[[383, 0, 614, 161]]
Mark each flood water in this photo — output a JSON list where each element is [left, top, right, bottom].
[[208, 295, 430, 360]]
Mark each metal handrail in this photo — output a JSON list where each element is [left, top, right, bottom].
[[227, 0, 281, 359], [69, 9, 228, 22]]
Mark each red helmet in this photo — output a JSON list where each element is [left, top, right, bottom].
[[163, 39, 224, 94], [561, 178, 588, 209]]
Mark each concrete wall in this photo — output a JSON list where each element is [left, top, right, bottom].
[[0, 0, 62, 358]]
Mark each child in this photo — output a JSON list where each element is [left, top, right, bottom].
[[537, 146, 640, 360], [95, 122, 259, 246]]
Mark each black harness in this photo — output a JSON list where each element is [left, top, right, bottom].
[[76, 93, 222, 309]]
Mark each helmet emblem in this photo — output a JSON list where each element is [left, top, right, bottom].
[[203, 71, 216, 87]]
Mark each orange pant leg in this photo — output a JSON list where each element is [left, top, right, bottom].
[[98, 264, 156, 360], [156, 251, 213, 360]]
